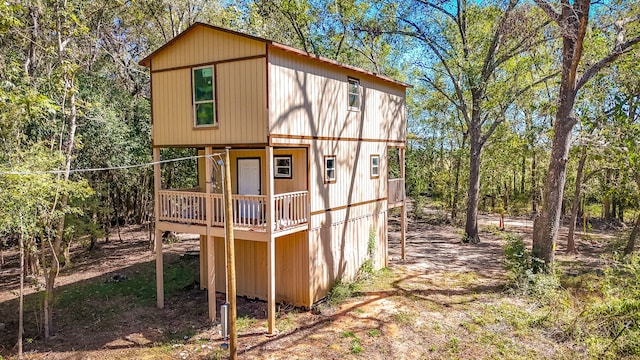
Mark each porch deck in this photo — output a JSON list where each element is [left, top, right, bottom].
[[156, 190, 309, 240]]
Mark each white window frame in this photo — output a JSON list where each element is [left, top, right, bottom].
[[324, 155, 336, 184], [274, 155, 293, 179], [192, 65, 216, 127], [370, 154, 380, 178], [348, 77, 360, 110]]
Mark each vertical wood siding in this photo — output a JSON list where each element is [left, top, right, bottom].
[[151, 26, 265, 71], [150, 26, 267, 147], [207, 232, 311, 307], [268, 48, 406, 142], [308, 207, 387, 303]]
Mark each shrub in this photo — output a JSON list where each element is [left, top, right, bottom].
[[502, 234, 559, 301]]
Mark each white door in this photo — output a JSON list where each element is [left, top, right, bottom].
[[237, 158, 261, 220]]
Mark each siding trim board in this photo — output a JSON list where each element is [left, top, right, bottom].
[[151, 54, 268, 74], [271, 134, 405, 145], [310, 197, 387, 216], [153, 143, 270, 149]]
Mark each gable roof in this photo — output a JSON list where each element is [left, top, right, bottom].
[[139, 22, 410, 88]]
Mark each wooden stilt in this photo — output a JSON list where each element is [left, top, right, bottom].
[[200, 236, 206, 290], [223, 149, 238, 359], [400, 147, 407, 261], [266, 146, 276, 335], [153, 147, 164, 308], [205, 147, 216, 322]]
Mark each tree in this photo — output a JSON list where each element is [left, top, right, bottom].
[[532, 0, 640, 269], [387, 0, 556, 242]]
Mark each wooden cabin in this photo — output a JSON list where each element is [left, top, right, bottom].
[[139, 22, 408, 334]]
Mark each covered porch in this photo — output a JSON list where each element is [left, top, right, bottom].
[[153, 145, 309, 335]]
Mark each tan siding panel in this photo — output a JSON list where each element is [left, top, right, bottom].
[[276, 231, 311, 307], [268, 49, 406, 142], [152, 58, 267, 146], [152, 26, 266, 71], [308, 208, 386, 303], [207, 235, 310, 307], [273, 148, 307, 194]]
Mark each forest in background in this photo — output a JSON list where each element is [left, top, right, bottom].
[[1, 0, 639, 355]]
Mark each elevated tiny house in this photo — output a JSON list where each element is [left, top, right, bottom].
[[140, 23, 408, 334]]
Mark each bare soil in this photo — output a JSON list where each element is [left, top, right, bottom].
[[0, 206, 619, 359]]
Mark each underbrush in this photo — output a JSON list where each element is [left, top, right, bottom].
[[324, 263, 393, 307], [502, 234, 640, 358]]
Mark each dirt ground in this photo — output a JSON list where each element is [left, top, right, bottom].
[[0, 206, 618, 359]]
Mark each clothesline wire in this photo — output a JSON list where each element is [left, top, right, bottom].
[[0, 153, 225, 176]]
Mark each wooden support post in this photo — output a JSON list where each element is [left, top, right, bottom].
[[223, 149, 237, 359], [200, 236, 206, 290], [265, 146, 276, 335], [153, 147, 164, 308], [205, 147, 216, 323], [400, 147, 407, 261]]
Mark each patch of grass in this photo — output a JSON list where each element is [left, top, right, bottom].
[[341, 331, 364, 354], [58, 256, 199, 309], [341, 330, 356, 338], [460, 321, 478, 333], [367, 328, 381, 337], [326, 279, 356, 306], [236, 315, 258, 332], [350, 338, 364, 354], [325, 266, 394, 307], [447, 337, 460, 353], [48, 256, 200, 331], [392, 310, 414, 325], [276, 312, 296, 332]]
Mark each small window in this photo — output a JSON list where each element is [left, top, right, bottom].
[[193, 66, 216, 127], [274, 155, 292, 179], [370, 155, 380, 178], [324, 155, 336, 184], [348, 77, 360, 110]]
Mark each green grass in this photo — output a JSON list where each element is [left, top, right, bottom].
[[391, 310, 415, 325], [54, 256, 200, 326], [341, 331, 364, 354], [236, 315, 259, 332], [367, 329, 381, 337]]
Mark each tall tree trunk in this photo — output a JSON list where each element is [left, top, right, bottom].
[[464, 123, 482, 244], [532, 109, 576, 268], [624, 177, 640, 255], [533, 0, 640, 269], [531, 0, 589, 271], [532, 150, 538, 213], [567, 148, 587, 253], [603, 169, 611, 220], [45, 75, 78, 338], [17, 222, 25, 359], [521, 154, 526, 195], [451, 134, 467, 220], [624, 212, 640, 255]]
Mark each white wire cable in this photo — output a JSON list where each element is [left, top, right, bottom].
[[0, 153, 224, 175]]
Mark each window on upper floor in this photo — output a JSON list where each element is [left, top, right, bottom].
[[274, 155, 293, 179], [324, 155, 336, 184], [370, 154, 380, 178], [193, 66, 216, 127], [348, 77, 360, 110]]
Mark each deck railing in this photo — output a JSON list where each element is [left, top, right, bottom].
[[159, 190, 208, 225], [274, 191, 309, 230], [158, 190, 308, 232], [388, 178, 405, 204]]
